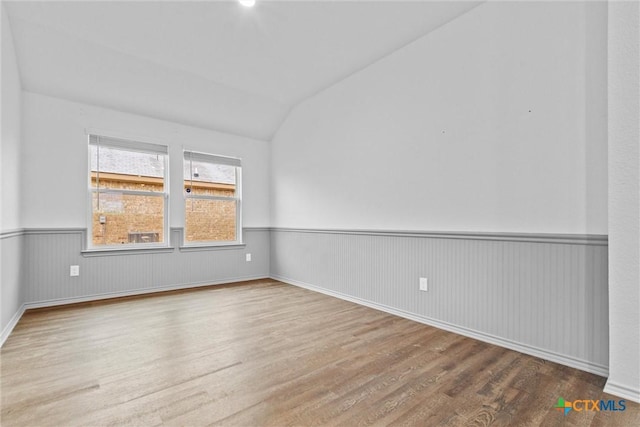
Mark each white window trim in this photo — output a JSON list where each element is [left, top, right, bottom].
[[183, 150, 243, 247], [86, 134, 170, 251]]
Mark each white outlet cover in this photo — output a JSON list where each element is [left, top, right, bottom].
[[70, 265, 80, 277], [419, 277, 428, 291], [246, 253, 252, 262]]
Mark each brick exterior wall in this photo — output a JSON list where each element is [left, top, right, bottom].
[[92, 177, 236, 245], [184, 184, 236, 242]]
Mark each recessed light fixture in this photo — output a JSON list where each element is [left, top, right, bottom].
[[239, 0, 256, 7]]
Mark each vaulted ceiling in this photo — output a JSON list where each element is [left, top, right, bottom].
[[4, 1, 480, 140]]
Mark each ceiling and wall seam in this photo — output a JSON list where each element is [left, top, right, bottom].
[[6, 15, 286, 141], [21, 89, 272, 144], [267, 1, 486, 143], [6, 1, 484, 143], [5, 14, 286, 109]]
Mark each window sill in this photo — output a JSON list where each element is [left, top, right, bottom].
[[178, 243, 246, 252], [81, 246, 175, 257]]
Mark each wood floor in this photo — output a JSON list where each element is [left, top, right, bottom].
[[1, 279, 638, 426]]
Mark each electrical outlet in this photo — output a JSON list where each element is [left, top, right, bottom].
[[246, 253, 252, 262], [419, 277, 428, 292], [70, 265, 80, 277]]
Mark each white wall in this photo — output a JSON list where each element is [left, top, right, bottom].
[[605, 1, 640, 403], [21, 92, 270, 229], [1, 4, 22, 232], [271, 1, 607, 235]]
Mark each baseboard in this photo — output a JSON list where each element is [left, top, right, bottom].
[[604, 380, 640, 403], [23, 275, 269, 310], [1, 304, 26, 348], [272, 275, 609, 378]]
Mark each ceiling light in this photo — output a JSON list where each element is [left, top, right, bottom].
[[239, 0, 256, 7]]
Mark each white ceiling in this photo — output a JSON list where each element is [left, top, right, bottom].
[[5, 1, 480, 140]]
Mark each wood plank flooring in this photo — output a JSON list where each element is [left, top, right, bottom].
[[1, 279, 638, 426]]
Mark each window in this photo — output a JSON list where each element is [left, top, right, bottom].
[[183, 151, 241, 245], [88, 135, 168, 248]]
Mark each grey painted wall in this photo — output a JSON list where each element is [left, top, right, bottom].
[[20, 228, 269, 306], [270, 228, 609, 375], [1, 232, 24, 339]]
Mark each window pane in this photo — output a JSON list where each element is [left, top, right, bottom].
[[90, 145, 165, 192], [184, 160, 235, 183], [185, 198, 237, 242], [92, 192, 164, 246]]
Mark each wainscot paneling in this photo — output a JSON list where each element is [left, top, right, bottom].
[[269, 228, 609, 376], [21, 227, 269, 307], [1, 230, 25, 346]]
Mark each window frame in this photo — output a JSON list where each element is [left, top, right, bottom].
[[86, 133, 170, 251], [182, 150, 243, 247]]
